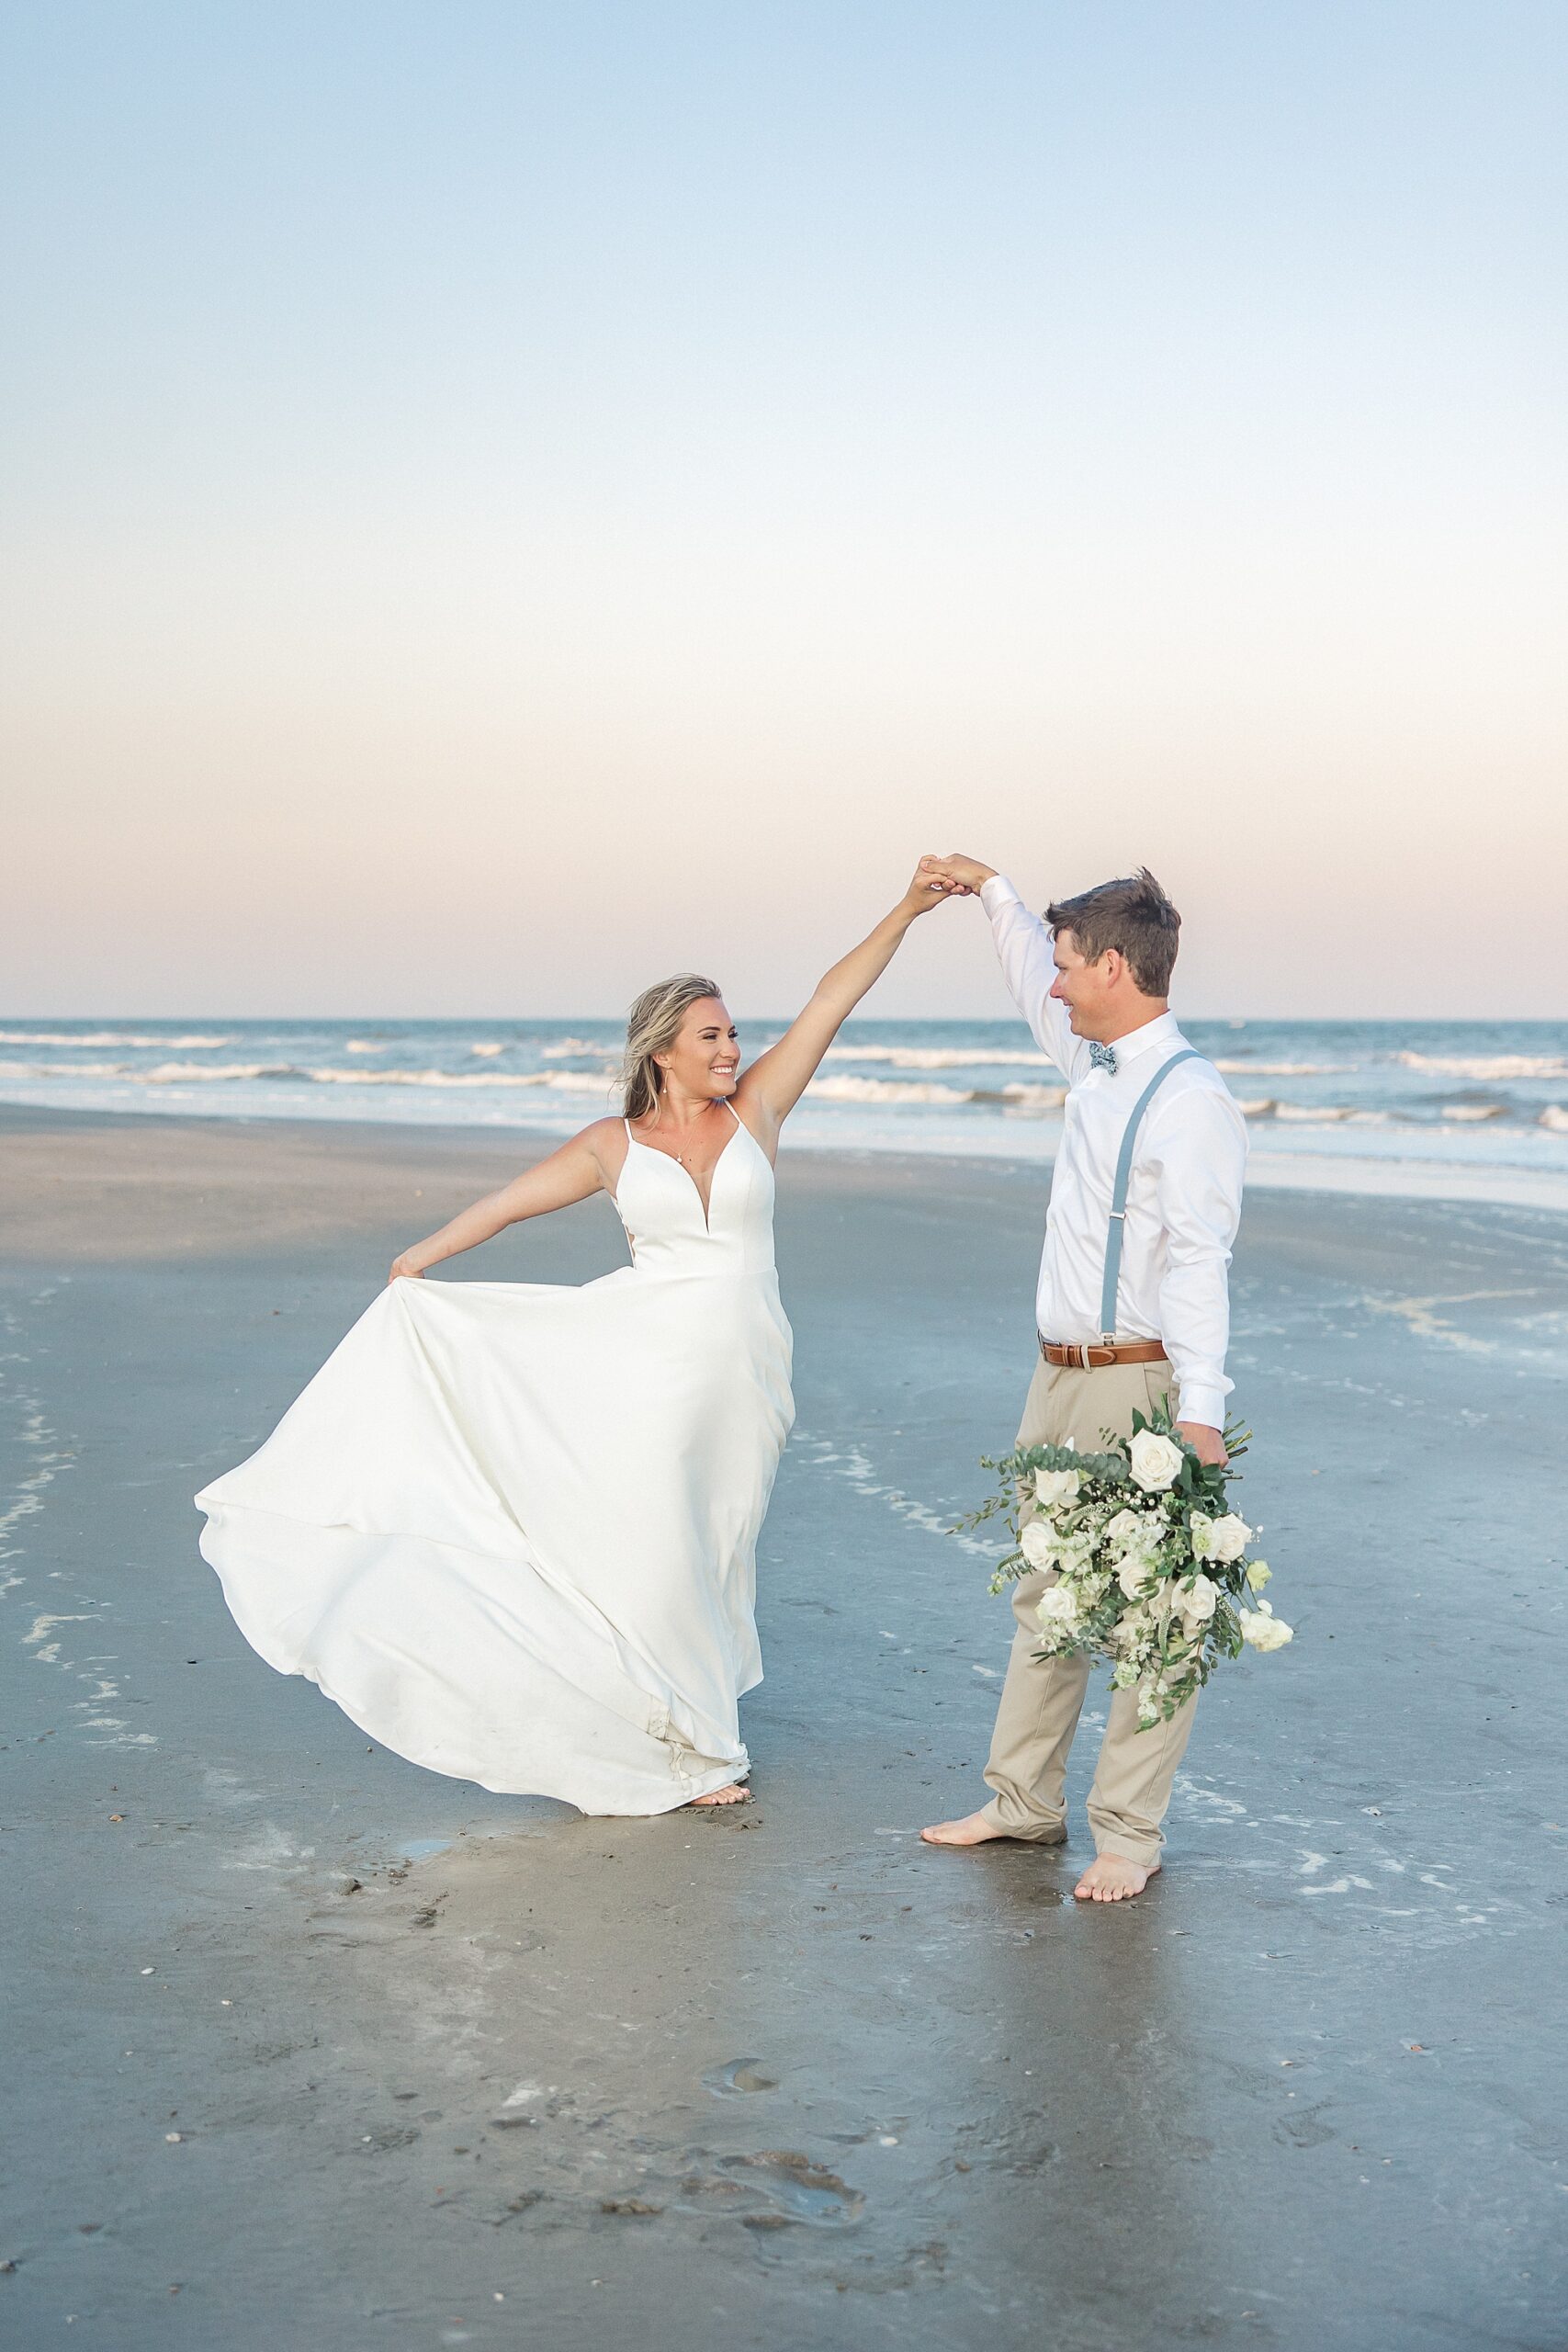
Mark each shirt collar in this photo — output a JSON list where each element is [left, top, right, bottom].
[[1102, 1009, 1181, 1069]]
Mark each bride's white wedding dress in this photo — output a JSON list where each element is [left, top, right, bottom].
[[196, 1106, 794, 1814]]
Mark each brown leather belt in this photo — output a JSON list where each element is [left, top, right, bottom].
[[1039, 1336, 1169, 1371]]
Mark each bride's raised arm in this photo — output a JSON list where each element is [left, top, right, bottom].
[[737, 865, 954, 1149], [388, 1124, 622, 1282]]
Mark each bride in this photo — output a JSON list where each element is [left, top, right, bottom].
[[197, 867, 953, 1815]]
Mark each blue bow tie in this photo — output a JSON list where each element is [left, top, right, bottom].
[[1089, 1041, 1118, 1074]]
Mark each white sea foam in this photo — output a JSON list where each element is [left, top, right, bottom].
[[1441, 1102, 1506, 1122], [541, 1037, 607, 1058], [142, 1062, 286, 1083], [0, 1058, 283, 1082], [468, 1042, 506, 1057], [302, 1067, 544, 1087], [313, 1064, 619, 1097], [0, 1031, 232, 1049], [998, 1082, 1067, 1111], [807, 1073, 976, 1106], [824, 1044, 1051, 1070], [1213, 1059, 1343, 1077], [345, 1039, 389, 1053], [1540, 1105, 1568, 1132], [1238, 1101, 1389, 1123], [1398, 1050, 1568, 1080], [0, 1058, 625, 1095]]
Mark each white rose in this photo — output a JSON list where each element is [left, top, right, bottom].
[[1019, 1520, 1060, 1572], [1033, 1467, 1083, 1510], [1190, 1510, 1250, 1564], [1240, 1600, 1294, 1653], [1128, 1430, 1185, 1492], [1206, 1513, 1251, 1563], [1036, 1584, 1082, 1634], [1177, 1572, 1218, 1625], [1106, 1507, 1166, 1562], [1117, 1555, 1152, 1602], [1246, 1616, 1292, 1653]]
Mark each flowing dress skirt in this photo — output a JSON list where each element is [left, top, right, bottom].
[[197, 1261, 794, 1814]]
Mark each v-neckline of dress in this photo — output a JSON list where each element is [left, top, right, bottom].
[[625, 1103, 743, 1230]]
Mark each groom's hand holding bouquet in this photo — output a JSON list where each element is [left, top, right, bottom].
[[964, 1405, 1291, 1736]]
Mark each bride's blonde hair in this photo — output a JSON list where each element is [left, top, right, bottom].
[[621, 974, 724, 1124]]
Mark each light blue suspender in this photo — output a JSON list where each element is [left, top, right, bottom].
[[1098, 1048, 1201, 1342]]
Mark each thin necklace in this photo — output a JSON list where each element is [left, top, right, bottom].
[[654, 1100, 720, 1165]]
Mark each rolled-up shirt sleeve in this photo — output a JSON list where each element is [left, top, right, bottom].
[[1148, 1085, 1248, 1429], [977, 875, 1077, 1078]]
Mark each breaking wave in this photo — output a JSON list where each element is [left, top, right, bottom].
[[0, 1030, 232, 1049], [302, 1066, 617, 1094], [0, 1058, 622, 1096], [1213, 1058, 1343, 1077], [824, 1044, 1051, 1070], [807, 1074, 976, 1106], [0, 1058, 286, 1083], [1398, 1050, 1568, 1080]]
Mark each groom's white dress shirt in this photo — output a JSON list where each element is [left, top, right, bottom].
[[979, 875, 1248, 1430]]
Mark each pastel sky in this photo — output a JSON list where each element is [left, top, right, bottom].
[[4, 2, 1564, 1019]]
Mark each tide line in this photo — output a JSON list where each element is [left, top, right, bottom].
[[792, 1431, 995, 1558]]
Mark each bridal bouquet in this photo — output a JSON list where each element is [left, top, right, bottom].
[[964, 1408, 1292, 1729]]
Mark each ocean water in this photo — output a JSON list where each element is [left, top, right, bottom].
[[4, 1015, 1568, 1208]]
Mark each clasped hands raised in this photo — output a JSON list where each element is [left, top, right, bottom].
[[915, 853, 997, 899]]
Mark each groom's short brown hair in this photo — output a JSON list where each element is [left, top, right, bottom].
[[1046, 869, 1181, 997]]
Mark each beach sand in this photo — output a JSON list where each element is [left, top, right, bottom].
[[3, 1104, 1565, 2348]]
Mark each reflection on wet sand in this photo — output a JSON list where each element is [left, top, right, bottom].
[[4, 1114, 1565, 2344]]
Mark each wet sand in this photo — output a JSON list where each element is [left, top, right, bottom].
[[3, 1104, 1565, 2349]]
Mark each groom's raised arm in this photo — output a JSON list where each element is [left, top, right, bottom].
[[919, 855, 1077, 1078]]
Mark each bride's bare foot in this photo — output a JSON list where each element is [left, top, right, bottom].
[[1074, 1852, 1159, 1902], [919, 1809, 1014, 1847], [689, 1782, 750, 1808]]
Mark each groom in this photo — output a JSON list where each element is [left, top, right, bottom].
[[919, 854, 1247, 1902]]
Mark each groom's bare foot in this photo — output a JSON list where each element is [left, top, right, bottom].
[[689, 1782, 750, 1808], [919, 1809, 1013, 1847], [1074, 1852, 1159, 1902]]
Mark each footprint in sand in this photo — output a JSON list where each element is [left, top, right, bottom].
[[703, 2057, 779, 2098], [721, 2151, 863, 2228]]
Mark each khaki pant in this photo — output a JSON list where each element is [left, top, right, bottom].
[[980, 1352, 1198, 1868]]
